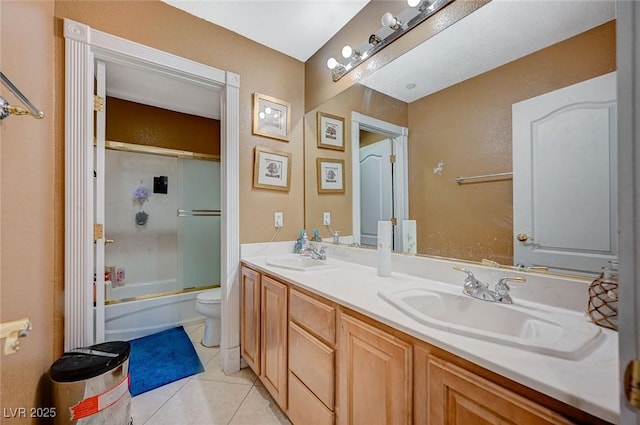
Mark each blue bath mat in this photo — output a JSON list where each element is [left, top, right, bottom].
[[128, 326, 204, 396]]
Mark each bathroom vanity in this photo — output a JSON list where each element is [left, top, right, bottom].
[[240, 244, 618, 425]]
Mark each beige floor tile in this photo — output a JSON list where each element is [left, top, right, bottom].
[[194, 353, 258, 385], [184, 321, 205, 336], [144, 379, 252, 425], [229, 386, 291, 425], [130, 377, 190, 425], [186, 323, 205, 343], [192, 341, 219, 365]]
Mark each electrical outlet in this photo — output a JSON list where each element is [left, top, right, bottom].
[[323, 211, 331, 226], [274, 212, 283, 228]]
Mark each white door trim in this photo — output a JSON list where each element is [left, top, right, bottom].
[[616, 1, 640, 422], [64, 19, 242, 374], [351, 112, 409, 249]]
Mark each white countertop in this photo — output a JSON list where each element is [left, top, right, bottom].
[[241, 243, 619, 424]]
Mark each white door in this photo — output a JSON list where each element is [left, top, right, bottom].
[[512, 72, 617, 275], [360, 139, 393, 247], [93, 60, 107, 343]]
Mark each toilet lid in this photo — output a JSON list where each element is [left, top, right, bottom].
[[197, 288, 221, 304]]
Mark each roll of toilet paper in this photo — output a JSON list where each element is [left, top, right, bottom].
[[377, 221, 392, 277], [402, 220, 417, 254]]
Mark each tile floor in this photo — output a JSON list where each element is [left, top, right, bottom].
[[131, 322, 291, 425]]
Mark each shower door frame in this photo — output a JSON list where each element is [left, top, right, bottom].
[[64, 18, 243, 375]]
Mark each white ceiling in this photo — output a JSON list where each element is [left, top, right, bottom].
[[161, 0, 370, 62], [360, 0, 616, 103]]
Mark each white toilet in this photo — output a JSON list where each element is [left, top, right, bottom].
[[195, 288, 221, 347]]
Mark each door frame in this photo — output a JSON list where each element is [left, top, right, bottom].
[[63, 19, 242, 374], [616, 1, 640, 422], [351, 112, 408, 250]]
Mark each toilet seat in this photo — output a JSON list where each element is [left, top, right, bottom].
[[197, 288, 221, 304]]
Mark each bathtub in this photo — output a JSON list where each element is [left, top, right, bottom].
[[107, 278, 179, 301], [102, 286, 209, 341]]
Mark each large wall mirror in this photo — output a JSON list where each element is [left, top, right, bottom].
[[304, 0, 616, 277]]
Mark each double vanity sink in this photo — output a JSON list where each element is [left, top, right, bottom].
[[265, 254, 602, 360]]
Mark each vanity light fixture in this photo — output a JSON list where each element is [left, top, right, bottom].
[[327, 0, 453, 82]]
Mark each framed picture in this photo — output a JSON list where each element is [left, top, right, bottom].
[[317, 112, 345, 151], [253, 93, 291, 141], [253, 146, 292, 191], [317, 158, 345, 193]]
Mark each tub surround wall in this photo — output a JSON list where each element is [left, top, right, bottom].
[[105, 150, 179, 287]]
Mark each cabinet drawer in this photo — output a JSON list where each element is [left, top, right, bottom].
[[288, 371, 335, 425], [289, 288, 336, 344], [289, 321, 335, 409]]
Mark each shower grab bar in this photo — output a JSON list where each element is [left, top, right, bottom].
[[0, 71, 45, 120], [177, 209, 221, 217], [455, 172, 513, 184]]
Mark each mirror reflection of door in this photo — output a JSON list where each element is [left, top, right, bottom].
[[513, 72, 617, 275], [359, 130, 394, 248]]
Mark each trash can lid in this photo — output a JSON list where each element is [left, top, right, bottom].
[[50, 341, 130, 382]]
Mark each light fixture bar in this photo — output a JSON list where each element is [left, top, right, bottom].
[[331, 0, 453, 82]]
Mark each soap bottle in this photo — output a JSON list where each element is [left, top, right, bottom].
[[294, 230, 303, 253], [301, 230, 310, 255], [311, 229, 322, 242], [587, 260, 618, 330]]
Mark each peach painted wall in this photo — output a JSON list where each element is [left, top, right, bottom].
[[106, 97, 221, 156], [1, 1, 56, 422], [54, 0, 306, 248], [408, 21, 616, 264]]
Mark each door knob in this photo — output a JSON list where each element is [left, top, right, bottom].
[[516, 233, 533, 242], [105, 239, 115, 244]]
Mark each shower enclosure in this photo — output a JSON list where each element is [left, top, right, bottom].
[[101, 145, 220, 340]]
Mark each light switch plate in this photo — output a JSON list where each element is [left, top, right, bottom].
[[323, 211, 331, 225], [275, 212, 283, 228]]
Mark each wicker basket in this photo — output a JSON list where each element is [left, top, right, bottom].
[[587, 273, 618, 331]]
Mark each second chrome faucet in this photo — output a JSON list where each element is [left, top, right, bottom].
[[453, 266, 526, 304]]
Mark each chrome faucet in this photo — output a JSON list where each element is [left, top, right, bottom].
[[453, 266, 526, 304], [310, 245, 327, 260]]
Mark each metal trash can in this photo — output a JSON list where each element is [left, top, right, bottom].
[[50, 341, 132, 425]]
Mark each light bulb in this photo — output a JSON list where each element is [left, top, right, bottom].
[[407, 0, 421, 7], [326, 57, 338, 70], [259, 112, 265, 119], [381, 12, 399, 29], [265, 107, 272, 115], [342, 45, 353, 59]]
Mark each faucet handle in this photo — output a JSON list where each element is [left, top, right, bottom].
[[453, 266, 474, 278], [495, 276, 526, 296]]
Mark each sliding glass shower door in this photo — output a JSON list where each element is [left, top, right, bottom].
[[178, 158, 221, 290]]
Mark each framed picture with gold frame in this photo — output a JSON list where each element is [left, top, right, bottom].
[[317, 157, 345, 194], [317, 112, 345, 151], [253, 146, 291, 192], [253, 93, 291, 141]]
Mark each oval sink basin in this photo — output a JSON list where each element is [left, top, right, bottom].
[[266, 255, 337, 272], [379, 287, 602, 359]]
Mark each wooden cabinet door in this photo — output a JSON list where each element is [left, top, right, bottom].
[[337, 313, 412, 425], [240, 266, 261, 375], [261, 275, 288, 410], [427, 356, 575, 425]]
